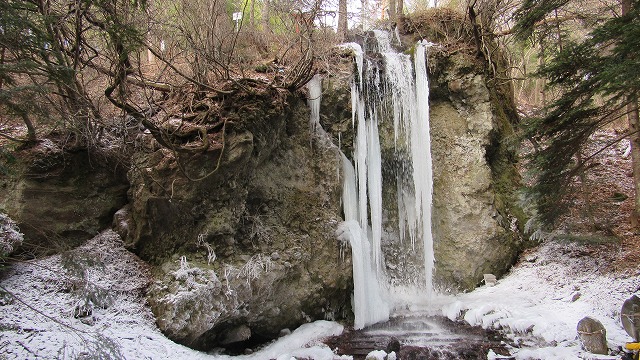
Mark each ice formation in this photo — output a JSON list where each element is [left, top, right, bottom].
[[333, 33, 435, 328]]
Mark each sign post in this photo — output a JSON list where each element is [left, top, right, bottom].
[[232, 12, 242, 31]]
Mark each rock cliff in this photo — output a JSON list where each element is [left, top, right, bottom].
[[320, 10, 525, 292], [0, 141, 128, 254], [116, 81, 352, 350]]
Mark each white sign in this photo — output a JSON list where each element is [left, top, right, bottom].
[[232, 12, 242, 21]]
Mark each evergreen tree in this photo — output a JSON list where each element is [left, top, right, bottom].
[[0, 0, 59, 142], [515, 0, 640, 226], [0, 0, 147, 144]]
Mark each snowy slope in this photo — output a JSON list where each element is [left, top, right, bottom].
[[438, 241, 640, 360], [0, 231, 343, 360]]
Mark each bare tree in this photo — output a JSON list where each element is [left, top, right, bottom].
[[338, 0, 348, 40], [397, 0, 404, 31], [389, 0, 397, 21], [621, 0, 640, 226]]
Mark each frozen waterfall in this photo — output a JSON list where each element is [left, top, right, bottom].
[[320, 33, 434, 329]]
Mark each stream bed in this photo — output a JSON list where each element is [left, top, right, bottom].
[[324, 315, 514, 359]]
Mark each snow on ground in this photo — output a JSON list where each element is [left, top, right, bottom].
[[435, 240, 640, 360], [0, 231, 343, 360], [1, 231, 638, 359]]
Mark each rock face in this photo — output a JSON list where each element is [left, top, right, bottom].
[[414, 9, 525, 291], [428, 57, 524, 291], [0, 140, 129, 254], [118, 81, 352, 350]]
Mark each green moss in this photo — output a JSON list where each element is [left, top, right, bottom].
[[484, 58, 529, 237]]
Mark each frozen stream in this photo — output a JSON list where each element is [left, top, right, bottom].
[[325, 314, 510, 359]]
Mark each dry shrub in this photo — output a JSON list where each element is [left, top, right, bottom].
[[404, 8, 475, 52]]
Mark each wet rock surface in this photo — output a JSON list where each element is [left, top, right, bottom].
[[324, 315, 513, 360]]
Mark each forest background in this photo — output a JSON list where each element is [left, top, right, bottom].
[[1, 0, 639, 265]]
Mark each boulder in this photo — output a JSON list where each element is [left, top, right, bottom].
[[621, 295, 640, 341], [577, 316, 608, 355], [125, 82, 352, 350]]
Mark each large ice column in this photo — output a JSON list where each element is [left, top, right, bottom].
[[366, 115, 383, 271], [413, 41, 435, 298], [376, 33, 435, 294], [341, 152, 359, 223]]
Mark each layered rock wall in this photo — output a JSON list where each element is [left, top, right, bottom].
[[0, 141, 128, 253]]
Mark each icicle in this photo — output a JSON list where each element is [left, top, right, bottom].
[[355, 94, 368, 230], [336, 220, 390, 329], [341, 153, 359, 223], [373, 30, 392, 53], [367, 114, 383, 271], [307, 74, 322, 135], [338, 154, 389, 329], [382, 46, 415, 146]]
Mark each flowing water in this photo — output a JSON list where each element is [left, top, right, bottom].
[[324, 313, 511, 360]]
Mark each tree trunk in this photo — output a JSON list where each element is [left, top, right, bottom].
[[338, 0, 348, 40], [396, 0, 404, 32], [628, 98, 640, 228], [622, 0, 631, 15], [19, 112, 37, 143], [262, 0, 270, 31], [622, 0, 640, 228], [576, 150, 596, 228], [361, 0, 368, 30], [388, 0, 396, 21], [250, 0, 255, 28], [0, 47, 5, 90]]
